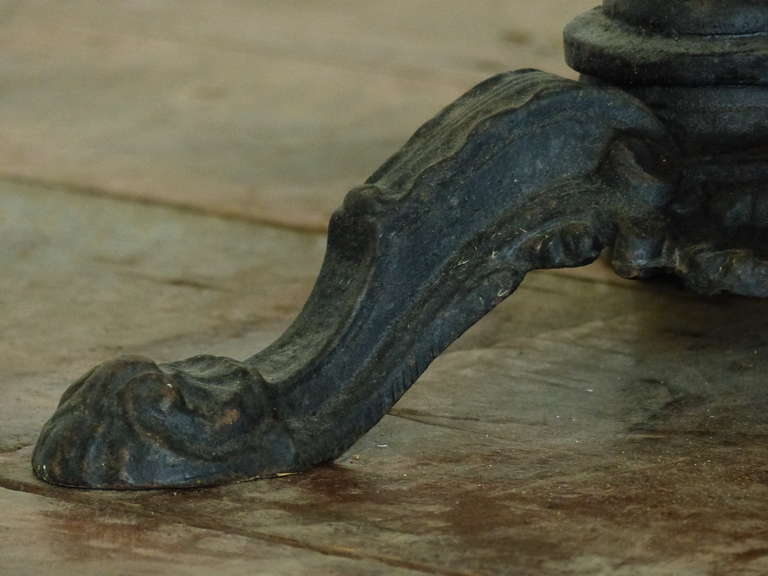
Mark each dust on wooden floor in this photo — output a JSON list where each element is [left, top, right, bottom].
[[3, 2, 768, 575]]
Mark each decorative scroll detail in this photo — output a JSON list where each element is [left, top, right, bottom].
[[33, 70, 679, 488]]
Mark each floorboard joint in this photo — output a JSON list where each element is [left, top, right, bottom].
[[0, 172, 328, 235]]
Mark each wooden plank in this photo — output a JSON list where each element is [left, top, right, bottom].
[[0, 10, 454, 232], [0, 1, 594, 231], [11, 0, 593, 81], [0, 487, 426, 576]]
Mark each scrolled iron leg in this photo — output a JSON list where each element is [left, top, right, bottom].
[[33, 70, 678, 488]]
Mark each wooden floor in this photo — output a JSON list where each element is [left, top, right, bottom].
[[3, 2, 768, 575]]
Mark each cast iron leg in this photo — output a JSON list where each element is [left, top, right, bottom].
[[32, 70, 677, 488]]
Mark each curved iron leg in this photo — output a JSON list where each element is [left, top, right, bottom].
[[33, 70, 678, 488]]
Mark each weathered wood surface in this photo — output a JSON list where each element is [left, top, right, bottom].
[[0, 0, 592, 231], [0, 487, 423, 576], [2, 1, 768, 575]]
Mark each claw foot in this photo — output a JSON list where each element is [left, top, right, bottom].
[[33, 355, 297, 488]]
